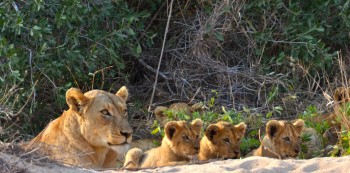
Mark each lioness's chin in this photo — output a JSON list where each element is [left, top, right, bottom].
[[110, 143, 130, 152]]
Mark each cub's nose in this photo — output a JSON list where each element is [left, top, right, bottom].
[[233, 149, 240, 155], [194, 145, 200, 151]]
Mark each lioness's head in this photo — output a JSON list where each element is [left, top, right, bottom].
[[202, 121, 246, 159], [65, 86, 132, 149], [155, 102, 204, 126], [265, 119, 304, 159], [163, 119, 203, 158]]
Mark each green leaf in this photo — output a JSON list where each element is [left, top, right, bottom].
[[151, 127, 159, 135], [33, 25, 41, 30], [222, 106, 227, 114], [315, 27, 324, 32], [116, 31, 127, 38], [214, 32, 224, 41], [266, 112, 273, 118], [136, 44, 142, 54]]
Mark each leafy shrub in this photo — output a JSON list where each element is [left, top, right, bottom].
[[244, 0, 350, 82], [0, 0, 158, 139]]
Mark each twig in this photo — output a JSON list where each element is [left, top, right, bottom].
[[91, 66, 114, 89], [137, 58, 171, 80], [189, 87, 201, 104], [24, 47, 37, 114], [148, 0, 175, 112]]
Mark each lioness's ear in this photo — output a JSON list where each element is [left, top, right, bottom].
[[190, 102, 204, 112], [191, 118, 203, 132], [205, 124, 219, 141], [266, 120, 283, 139], [154, 106, 168, 126], [165, 121, 179, 140], [116, 86, 128, 101], [66, 88, 88, 113], [292, 119, 304, 134], [233, 122, 247, 139]]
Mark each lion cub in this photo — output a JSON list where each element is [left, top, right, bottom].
[[315, 87, 350, 145], [199, 121, 247, 160], [123, 119, 203, 168], [246, 119, 304, 159]]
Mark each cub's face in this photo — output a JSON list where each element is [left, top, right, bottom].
[[266, 119, 304, 159], [164, 119, 203, 158], [65, 86, 132, 148], [203, 122, 246, 159]]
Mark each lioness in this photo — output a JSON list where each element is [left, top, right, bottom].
[[25, 86, 132, 168], [154, 102, 204, 126], [199, 121, 247, 161], [246, 119, 304, 159], [123, 119, 203, 168]]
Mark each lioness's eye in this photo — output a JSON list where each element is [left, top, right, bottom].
[[237, 137, 241, 141], [283, 137, 290, 142], [223, 138, 230, 144], [101, 110, 111, 118], [183, 136, 190, 141]]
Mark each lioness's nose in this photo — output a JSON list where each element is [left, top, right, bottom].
[[121, 131, 132, 138], [233, 149, 240, 155]]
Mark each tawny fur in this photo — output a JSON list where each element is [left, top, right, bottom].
[[123, 119, 203, 168], [24, 86, 132, 168], [199, 121, 246, 161], [246, 119, 304, 159], [312, 87, 350, 146]]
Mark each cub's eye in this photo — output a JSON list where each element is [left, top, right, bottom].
[[101, 110, 111, 118], [183, 136, 190, 141], [196, 135, 199, 139], [223, 138, 230, 144], [237, 137, 241, 141], [123, 109, 128, 116], [283, 137, 290, 142]]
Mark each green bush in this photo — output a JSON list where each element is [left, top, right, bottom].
[[244, 0, 349, 78], [0, 0, 158, 139]]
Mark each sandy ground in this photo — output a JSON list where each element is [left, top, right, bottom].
[[2, 150, 350, 173], [116, 156, 350, 173]]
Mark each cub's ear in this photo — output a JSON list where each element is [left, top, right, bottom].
[[292, 119, 305, 134], [66, 88, 88, 113], [154, 106, 169, 126], [116, 86, 128, 101], [233, 122, 247, 139], [266, 120, 283, 139], [165, 121, 180, 140], [333, 87, 350, 104], [190, 102, 204, 112], [205, 124, 219, 141], [191, 118, 203, 132]]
